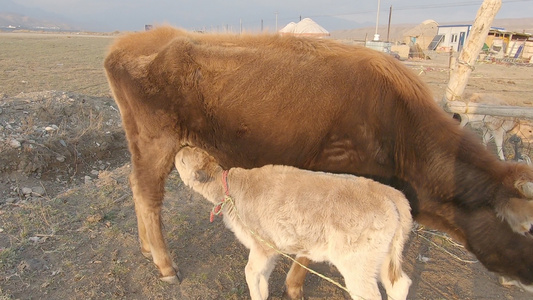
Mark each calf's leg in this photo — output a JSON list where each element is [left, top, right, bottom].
[[379, 255, 411, 300], [283, 256, 310, 299], [491, 127, 506, 160], [334, 255, 382, 300], [245, 246, 276, 300]]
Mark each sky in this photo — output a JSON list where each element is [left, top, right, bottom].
[[5, 0, 533, 32]]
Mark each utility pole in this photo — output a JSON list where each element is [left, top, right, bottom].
[[275, 11, 278, 32], [443, 0, 502, 103], [387, 5, 392, 42], [374, 0, 381, 41]]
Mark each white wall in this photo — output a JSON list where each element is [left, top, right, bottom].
[[436, 25, 471, 51]]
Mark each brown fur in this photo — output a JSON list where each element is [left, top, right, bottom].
[[104, 26, 533, 296]]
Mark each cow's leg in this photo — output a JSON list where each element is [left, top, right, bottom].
[[129, 138, 180, 282], [132, 189, 151, 258], [283, 256, 310, 299]]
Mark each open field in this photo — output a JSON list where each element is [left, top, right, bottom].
[[1, 32, 533, 299]]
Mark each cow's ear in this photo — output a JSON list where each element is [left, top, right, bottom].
[[517, 181, 533, 198], [194, 170, 211, 183]]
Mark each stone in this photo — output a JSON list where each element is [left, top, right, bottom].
[[32, 186, 45, 197], [5, 198, 17, 204], [21, 187, 32, 195], [9, 139, 21, 148]]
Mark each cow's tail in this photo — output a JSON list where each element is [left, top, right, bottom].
[[386, 191, 412, 285]]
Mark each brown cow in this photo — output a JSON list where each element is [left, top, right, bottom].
[[104, 26, 533, 298]]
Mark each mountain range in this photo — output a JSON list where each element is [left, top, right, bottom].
[[1, 0, 78, 30], [1, 0, 532, 35]]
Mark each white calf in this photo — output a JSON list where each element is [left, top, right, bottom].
[[456, 93, 533, 161], [175, 146, 412, 300]]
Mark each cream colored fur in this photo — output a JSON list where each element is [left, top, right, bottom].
[[175, 146, 412, 300], [458, 93, 533, 161]]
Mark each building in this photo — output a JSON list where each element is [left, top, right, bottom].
[[485, 29, 532, 60], [403, 20, 439, 50], [428, 24, 532, 61], [429, 25, 506, 52], [428, 25, 496, 52]]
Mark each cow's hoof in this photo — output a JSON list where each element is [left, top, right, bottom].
[[161, 270, 182, 284]]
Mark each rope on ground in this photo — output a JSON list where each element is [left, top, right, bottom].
[[414, 227, 478, 264]]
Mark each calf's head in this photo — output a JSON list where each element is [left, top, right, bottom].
[[175, 146, 221, 186]]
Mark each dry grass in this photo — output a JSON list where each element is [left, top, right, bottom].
[[0, 33, 113, 97]]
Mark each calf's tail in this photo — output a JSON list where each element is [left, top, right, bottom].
[[387, 193, 413, 284]]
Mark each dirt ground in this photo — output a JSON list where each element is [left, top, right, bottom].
[[1, 32, 533, 300]]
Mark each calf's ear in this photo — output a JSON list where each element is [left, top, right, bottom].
[[194, 170, 212, 183]]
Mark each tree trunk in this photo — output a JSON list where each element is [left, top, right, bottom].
[[443, 0, 502, 103]]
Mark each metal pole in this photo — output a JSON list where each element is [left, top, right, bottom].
[[374, 0, 381, 41]]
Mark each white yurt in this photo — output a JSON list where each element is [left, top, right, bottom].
[[279, 18, 330, 38], [279, 22, 297, 35]]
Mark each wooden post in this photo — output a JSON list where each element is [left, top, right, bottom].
[[448, 48, 454, 80], [443, 0, 501, 103], [445, 101, 533, 119]]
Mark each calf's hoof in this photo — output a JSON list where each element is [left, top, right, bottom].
[[499, 276, 533, 293]]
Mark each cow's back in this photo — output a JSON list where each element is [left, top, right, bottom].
[[104, 26, 458, 176]]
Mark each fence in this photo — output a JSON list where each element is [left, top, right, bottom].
[[444, 101, 533, 163]]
